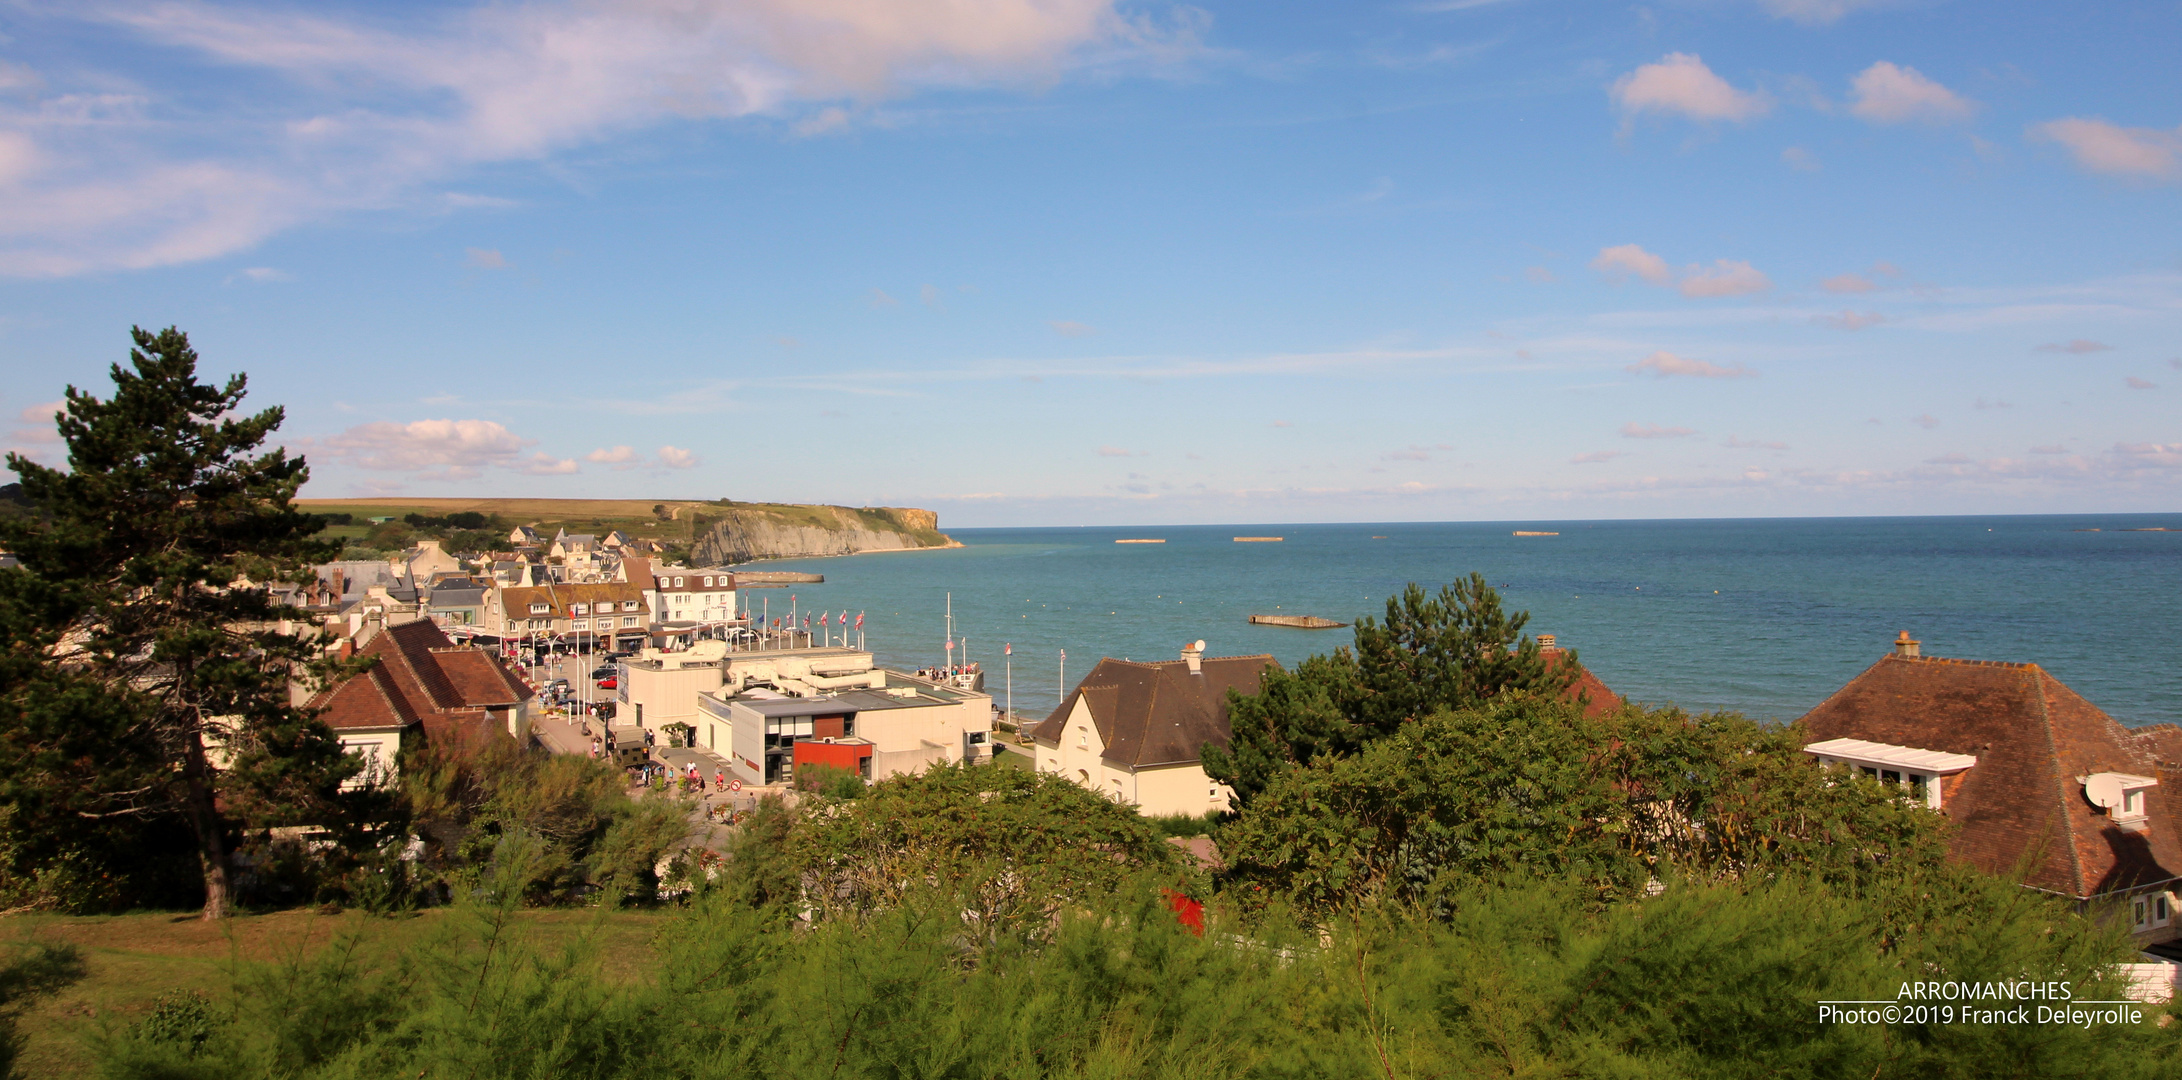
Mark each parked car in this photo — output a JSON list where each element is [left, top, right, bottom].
[[596, 677, 618, 689], [550, 678, 571, 691], [590, 666, 615, 680]]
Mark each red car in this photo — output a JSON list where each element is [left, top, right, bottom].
[[596, 676, 618, 689]]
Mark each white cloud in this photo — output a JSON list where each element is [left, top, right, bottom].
[[1591, 244, 1673, 285], [519, 452, 579, 475], [1523, 265, 1557, 284], [794, 106, 853, 138], [657, 445, 700, 469], [1677, 259, 1770, 298], [0, 131, 40, 186], [1755, 0, 1891, 25], [465, 247, 507, 269], [1571, 450, 1624, 464], [1781, 146, 1819, 172], [1271, 420, 1293, 428], [1821, 272, 1875, 293], [2030, 118, 2182, 180], [8, 399, 65, 446], [1593, 244, 1769, 297], [1815, 310, 1885, 331], [238, 266, 289, 282], [321, 418, 533, 478], [1626, 350, 1754, 379], [1610, 53, 1770, 125], [1094, 445, 1132, 457], [1724, 435, 1788, 450], [3, 0, 1190, 276], [1050, 320, 1095, 337], [1621, 422, 1696, 439], [1911, 413, 1940, 429], [1848, 62, 1974, 125], [2126, 376, 2158, 390], [2037, 339, 2113, 354], [869, 288, 901, 307], [586, 445, 640, 464]]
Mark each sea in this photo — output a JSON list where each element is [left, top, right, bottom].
[[738, 514, 2182, 729]]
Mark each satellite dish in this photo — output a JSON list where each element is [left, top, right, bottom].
[[1193, 639, 1206, 652]]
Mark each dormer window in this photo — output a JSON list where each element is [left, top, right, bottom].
[[702, 576, 713, 587], [528, 603, 549, 615], [674, 576, 685, 587], [1804, 738, 1978, 810], [2083, 772, 2158, 832], [570, 603, 588, 615]]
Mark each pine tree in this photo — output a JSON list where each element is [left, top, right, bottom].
[[1205, 573, 1584, 807], [1, 327, 356, 918]]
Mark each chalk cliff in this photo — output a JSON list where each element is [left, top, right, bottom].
[[689, 505, 957, 565]]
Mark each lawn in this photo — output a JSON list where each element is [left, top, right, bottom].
[[1, 907, 672, 1078]]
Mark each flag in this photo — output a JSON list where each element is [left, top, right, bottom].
[[803, 615, 810, 629], [839, 610, 847, 627], [819, 611, 828, 626], [946, 638, 954, 650], [855, 612, 864, 628], [1059, 649, 1066, 661], [1004, 642, 1011, 655]]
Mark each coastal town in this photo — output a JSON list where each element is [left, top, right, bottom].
[[299, 511, 2182, 978]]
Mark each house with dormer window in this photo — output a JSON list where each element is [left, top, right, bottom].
[[1800, 631, 2182, 946]]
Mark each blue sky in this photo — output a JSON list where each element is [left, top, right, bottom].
[[1, 0, 2177, 527]]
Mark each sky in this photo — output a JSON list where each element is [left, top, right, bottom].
[[0, 0, 2178, 528]]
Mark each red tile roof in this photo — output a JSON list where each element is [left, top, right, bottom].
[[1798, 650, 2182, 899], [1544, 649, 1622, 720], [308, 620, 533, 743]]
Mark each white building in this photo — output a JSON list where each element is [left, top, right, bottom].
[[1028, 642, 1275, 818]]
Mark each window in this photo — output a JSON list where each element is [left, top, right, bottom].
[[674, 576, 685, 587], [1077, 727, 1087, 749], [625, 601, 640, 612], [2136, 899, 2149, 929], [2161, 895, 2173, 924], [529, 603, 549, 614], [702, 576, 713, 587], [570, 603, 587, 615], [622, 616, 638, 628], [572, 619, 589, 631], [1909, 774, 1928, 800]]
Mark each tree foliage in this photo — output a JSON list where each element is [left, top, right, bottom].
[[736, 764, 1184, 944], [1205, 573, 1585, 807], [0, 327, 364, 918], [1222, 698, 1952, 916]]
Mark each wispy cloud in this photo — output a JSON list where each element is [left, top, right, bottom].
[[1621, 422, 1696, 439], [1, 0, 1198, 276], [464, 247, 506, 269], [1625, 350, 1754, 379], [1095, 445, 1132, 457], [2030, 117, 2182, 181], [319, 418, 547, 480], [1815, 309, 1885, 331], [1591, 243, 1770, 298], [1724, 435, 1788, 450], [2126, 376, 2158, 390], [2037, 338, 2113, 354], [1570, 450, 1624, 464], [1050, 320, 1095, 337], [1754, 0, 1894, 26], [1911, 413, 1940, 429]]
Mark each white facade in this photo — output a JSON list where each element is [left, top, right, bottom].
[[1032, 695, 1233, 817]]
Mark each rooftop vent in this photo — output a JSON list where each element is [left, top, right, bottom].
[[1538, 634, 1557, 652], [1894, 630, 1921, 659], [1181, 639, 1206, 675]]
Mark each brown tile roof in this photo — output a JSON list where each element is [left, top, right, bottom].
[[1798, 649, 2182, 899], [307, 620, 532, 741], [1544, 648, 1622, 720], [314, 663, 422, 731], [1030, 654, 1279, 769]]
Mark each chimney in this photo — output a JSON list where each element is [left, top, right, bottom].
[[1537, 633, 1557, 652], [1181, 639, 1205, 675], [1894, 630, 1921, 659]]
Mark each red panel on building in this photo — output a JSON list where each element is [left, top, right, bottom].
[[794, 739, 873, 778]]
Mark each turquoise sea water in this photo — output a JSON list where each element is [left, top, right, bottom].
[[740, 514, 2182, 728]]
